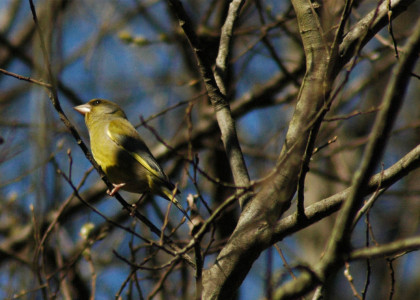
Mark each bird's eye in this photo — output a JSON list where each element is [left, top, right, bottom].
[[92, 99, 101, 106]]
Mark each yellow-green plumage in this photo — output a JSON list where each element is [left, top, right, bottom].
[[74, 99, 190, 221]]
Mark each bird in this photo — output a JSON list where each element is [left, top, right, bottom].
[[74, 98, 190, 222]]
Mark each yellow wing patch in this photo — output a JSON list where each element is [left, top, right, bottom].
[[106, 127, 162, 180], [130, 150, 162, 179]]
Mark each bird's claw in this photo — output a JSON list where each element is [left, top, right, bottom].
[[107, 183, 126, 196]]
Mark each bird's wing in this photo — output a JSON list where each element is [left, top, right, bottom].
[[107, 119, 167, 181]]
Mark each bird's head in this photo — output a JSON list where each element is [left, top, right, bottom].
[[74, 99, 127, 123]]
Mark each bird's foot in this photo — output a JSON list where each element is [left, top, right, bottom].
[[107, 183, 126, 196]]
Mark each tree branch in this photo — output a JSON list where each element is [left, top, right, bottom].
[[167, 0, 250, 197], [350, 236, 420, 260], [338, 0, 416, 72], [273, 144, 420, 242], [202, 0, 332, 297], [274, 16, 420, 300]]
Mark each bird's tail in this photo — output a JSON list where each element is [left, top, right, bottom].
[[162, 188, 191, 223]]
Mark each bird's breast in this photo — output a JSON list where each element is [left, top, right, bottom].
[[90, 135, 151, 194]]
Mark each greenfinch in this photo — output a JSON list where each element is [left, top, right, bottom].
[[74, 99, 190, 222]]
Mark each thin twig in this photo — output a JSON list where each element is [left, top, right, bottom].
[[344, 262, 363, 300], [0, 67, 52, 88]]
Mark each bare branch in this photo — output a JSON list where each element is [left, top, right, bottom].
[[167, 0, 251, 198], [350, 236, 420, 260], [338, 0, 416, 71], [274, 16, 420, 300]]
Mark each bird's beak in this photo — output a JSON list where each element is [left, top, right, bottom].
[[74, 104, 91, 115]]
